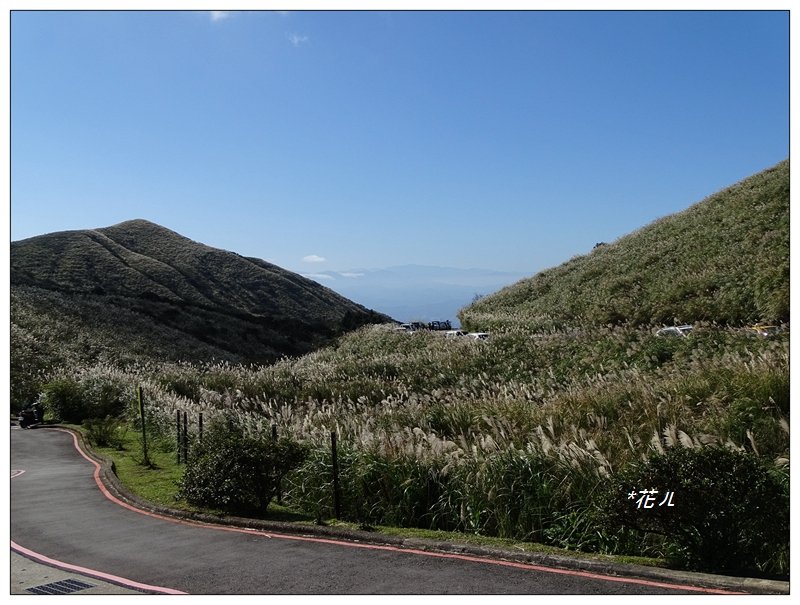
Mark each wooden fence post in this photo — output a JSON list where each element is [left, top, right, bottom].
[[137, 386, 150, 466], [176, 410, 182, 463], [331, 431, 341, 519], [182, 410, 189, 463], [270, 424, 282, 504]]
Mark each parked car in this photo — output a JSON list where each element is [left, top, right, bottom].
[[467, 332, 490, 340], [428, 320, 453, 331], [656, 325, 693, 337], [444, 330, 467, 338]]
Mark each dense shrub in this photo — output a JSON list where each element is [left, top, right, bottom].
[[284, 443, 452, 529], [83, 416, 128, 450], [10, 322, 60, 411], [179, 420, 307, 514], [40, 378, 86, 423], [446, 449, 563, 539], [79, 376, 130, 419], [283, 446, 341, 523], [350, 453, 451, 529], [601, 446, 789, 576], [284, 436, 612, 546], [39, 375, 129, 424]]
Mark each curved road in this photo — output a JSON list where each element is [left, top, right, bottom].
[[10, 427, 741, 595]]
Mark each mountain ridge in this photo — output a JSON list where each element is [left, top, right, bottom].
[[460, 160, 789, 332], [11, 219, 391, 372]]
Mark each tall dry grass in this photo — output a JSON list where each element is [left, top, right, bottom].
[[30, 321, 789, 574]]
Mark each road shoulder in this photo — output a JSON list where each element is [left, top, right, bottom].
[[42, 425, 795, 596]]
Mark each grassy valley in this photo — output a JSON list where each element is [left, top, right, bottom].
[[11, 162, 790, 578]]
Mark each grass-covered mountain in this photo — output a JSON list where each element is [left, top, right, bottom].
[[11, 219, 390, 371], [14, 165, 789, 577], [461, 160, 789, 332]]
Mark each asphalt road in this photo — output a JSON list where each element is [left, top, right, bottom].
[[9, 426, 748, 595]]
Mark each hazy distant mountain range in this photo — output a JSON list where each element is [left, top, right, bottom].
[[302, 265, 528, 326]]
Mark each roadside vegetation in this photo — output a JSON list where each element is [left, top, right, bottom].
[[12, 161, 790, 579], [31, 321, 789, 578]]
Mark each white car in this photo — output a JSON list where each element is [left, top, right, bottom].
[[656, 325, 693, 337], [444, 330, 467, 338], [467, 332, 490, 340]]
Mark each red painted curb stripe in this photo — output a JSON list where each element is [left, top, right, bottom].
[[226, 532, 746, 595], [10, 540, 186, 594], [59, 428, 745, 595]]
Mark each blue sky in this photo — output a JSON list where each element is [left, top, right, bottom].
[[9, 8, 790, 277]]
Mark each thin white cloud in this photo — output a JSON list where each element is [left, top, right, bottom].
[[209, 11, 232, 22], [303, 254, 327, 263], [303, 273, 334, 281], [340, 272, 365, 278], [288, 33, 309, 47]]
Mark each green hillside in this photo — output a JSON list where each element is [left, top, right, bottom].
[[11, 165, 789, 578], [11, 219, 389, 399], [460, 160, 789, 332]]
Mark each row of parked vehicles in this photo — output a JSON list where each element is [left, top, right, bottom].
[[394, 321, 490, 340], [445, 330, 490, 340], [395, 321, 781, 341], [396, 321, 454, 332]]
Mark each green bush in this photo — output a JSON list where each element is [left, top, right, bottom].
[[285, 445, 450, 529], [40, 378, 85, 423], [450, 449, 561, 540], [601, 446, 789, 577], [83, 416, 127, 450], [633, 334, 683, 368], [283, 446, 342, 523], [179, 420, 307, 514], [38, 375, 130, 424], [348, 453, 450, 529], [80, 377, 129, 419]]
